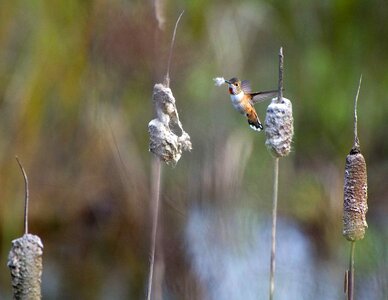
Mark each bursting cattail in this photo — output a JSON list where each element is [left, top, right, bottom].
[[148, 83, 192, 166], [343, 76, 368, 241], [265, 48, 294, 157], [148, 11, 190, 166]]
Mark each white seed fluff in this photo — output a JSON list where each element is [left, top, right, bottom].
[[213, 77, 226, 86]]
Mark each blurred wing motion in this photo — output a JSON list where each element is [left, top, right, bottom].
[[241, 80, 252, 93], [250, 90, 278, 105]]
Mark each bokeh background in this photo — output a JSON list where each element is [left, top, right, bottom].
[[0, 0, 387, 299]]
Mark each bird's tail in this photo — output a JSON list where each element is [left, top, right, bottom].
[[246, 110, 263, 131]]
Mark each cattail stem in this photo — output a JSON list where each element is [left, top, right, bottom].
[[353, 75, 362, 150], [345, 76, 361, 300], [165, 10, 184, 88], [277, 47, 283, 102], [269, 157, 279, 300], [9, 157, 43, 300], [266, 47, 293, 299], [15, 157, 29, 235], [347, 241, 356, 300], [343, 76, 367, 300], [147, 157, 162, 300]]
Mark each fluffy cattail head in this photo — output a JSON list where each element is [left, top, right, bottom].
[[148, 83, 192, 166], [8, 234, 43, 299], [343, 148, 368, 241], [265, 48, 294, 157], [265, 97, 294, 157]]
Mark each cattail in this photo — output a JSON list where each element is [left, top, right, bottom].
[[8, 234, 43, 300], [8, 158, 43, 300], [343, 150, 368, 241], [266, 47, 294, 300], [147, 11, 188, 300], [148, 11, 190, 166], [265, 97, 294, 157], [265, 48, 294, 158], [148, 83, 192, 166], [343, 76, 368, 241]]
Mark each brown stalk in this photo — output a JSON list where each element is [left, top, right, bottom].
[[15, 157, 29, 235]]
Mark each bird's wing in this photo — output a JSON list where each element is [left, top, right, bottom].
[[241, 80, 252, 93], [250, 90, 278, 105]]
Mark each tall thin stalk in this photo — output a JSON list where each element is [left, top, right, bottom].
[[269, 51, 284, 299], [265, 47, 294, 300], [147, 157, 162, 300], [269, 157, 279, 300], [347, 241, 356, 300], [147, 10, 189, 299]]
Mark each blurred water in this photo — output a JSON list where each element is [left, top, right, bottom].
[[186, 206, 343, 300]]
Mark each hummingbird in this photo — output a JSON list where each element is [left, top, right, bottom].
[[224, 77, 278, 131]]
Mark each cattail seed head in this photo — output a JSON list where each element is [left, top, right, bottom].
[[343, 148, 368, 241], [265, 97, 294, 157], [148, 83, 192, 166], [8, 234, 43, 300]]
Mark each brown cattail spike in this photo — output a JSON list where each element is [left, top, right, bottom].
[[343, 76, 368, 241], [343, 152, 368, 241]]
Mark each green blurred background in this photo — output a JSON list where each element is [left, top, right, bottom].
[[0, 0, 387, 299]]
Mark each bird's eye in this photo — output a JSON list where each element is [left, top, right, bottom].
[[234, 83, 238, 86]]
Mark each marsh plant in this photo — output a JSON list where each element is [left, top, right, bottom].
[[8, 158, 43, 300], [265, 47, 294, 300], [342, 76, 368, 300], [147, 11, 191, 300]]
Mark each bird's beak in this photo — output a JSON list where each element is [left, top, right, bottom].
[[224, 80, 231, 84]]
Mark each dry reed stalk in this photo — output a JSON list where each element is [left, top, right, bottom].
[[147, 157, 162, 300], [343, 76, 367, 300], [264, 47, 294, 300], [8, 158, 43, 300]]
